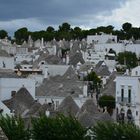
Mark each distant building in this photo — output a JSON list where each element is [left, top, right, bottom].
[[87, 33, 117, 44], [0, 50, 14, 69], [0, 69, 35, 101]]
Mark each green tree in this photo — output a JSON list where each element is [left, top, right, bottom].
[[122, 22, 132, 33], [32, 114, 88, 140], [98, 95, 115, 109], [91, 122, 140, 140], [14, 27, 29, 44], [0, 115, 30, 140], [57, 22, 72, 40], [72, 27, 82, 39], [98, 95, 115, 115], [117, 51, 138, 68], [84, 71, 102, 92], [0, 30, 8, 39], [59, 22, 71, 32], [46, 26, 55, 33]]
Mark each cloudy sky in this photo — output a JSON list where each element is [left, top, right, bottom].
[[0, 0, 139, 35]]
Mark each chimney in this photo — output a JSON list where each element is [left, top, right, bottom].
[[11, 91, 16, 97], [46, 110, 50, 117], [43, 66, 48, 79], [83, 82, 88, 97], [66, 54, 69, 65]]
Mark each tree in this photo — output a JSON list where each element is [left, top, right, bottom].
[[122, 22, 132, 33], [31, 114, 88, 140], [59, 22, 71, 32], [117, 51, 138, 68], [98, 95, 115, 109], [14, 27, 29, 44], [84, 71, 102, 96], [46, 26, 55, 33], [91, 122, 140, 140], [0, 30, 8, 39], [73, 27, 82, 39], [0, 115, 30, 140], [98, 95, 115, 115]]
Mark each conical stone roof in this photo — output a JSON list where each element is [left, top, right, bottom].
[[12, 87, 35, 115], [77, 99, 99, 116], [57, 96, 79, 117], [62, 66, 78, 80]]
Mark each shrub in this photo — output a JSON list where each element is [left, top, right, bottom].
[[0, 115, 30, 140], [31, 114, 88, 140], [91, 122, 140, 140]]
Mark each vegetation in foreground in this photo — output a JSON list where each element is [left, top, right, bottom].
[[0, 115, 140, 140]]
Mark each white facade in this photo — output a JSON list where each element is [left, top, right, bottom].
[[45, 65, 69, 76], [94, 43, 140, 57], [83, 50, 105, 65], [87, 34, 117, 44], [116, 75, 140, 126], [131, 66, 140, 76], [16, 47, 28, 54], [0, 101, 13, 116], [28, 74, 44, 87], [15, 54, 33, 64], [1, 46, 16, 55], [0, 56, 14, 69], [0, 78, 35, 101]]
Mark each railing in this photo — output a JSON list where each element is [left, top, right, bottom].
[[116, 97, 136, 107]]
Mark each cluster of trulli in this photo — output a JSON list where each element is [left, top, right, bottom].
[[57, 96, 113, 128]]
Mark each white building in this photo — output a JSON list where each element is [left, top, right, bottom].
[[87, 33, 117, 44], [115, 67, 140, 126], [45, 64, 69, 76], [36, 67, 89, 108], [0, 56, 14, 69], [0, 77, 35, 101], [0, 101, 13, 116]]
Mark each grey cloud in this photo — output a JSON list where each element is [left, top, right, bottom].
[[0, 0, 126, 21], [0, 0, 128, 34]]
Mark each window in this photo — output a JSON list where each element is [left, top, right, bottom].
[[11, 91, 16, 97], [136, 111, 138, 116], [135, 71, 138, 76], [128, 88, 131, 103], [2, 61, 6, 68], [121, 88, 124, 102], [55, 101, 59, 109], [41, 61, 45, 65]]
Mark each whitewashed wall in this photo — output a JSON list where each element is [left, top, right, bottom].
[[116, 76, 140, 126], [47, 65, 69, 76], [0, 101, 12, 116], [0, 78, 35, 100], [0, 56, 14, 69], [87, 34, 117, 44]]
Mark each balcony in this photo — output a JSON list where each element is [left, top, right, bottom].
[[116, 97, 136, 107]]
